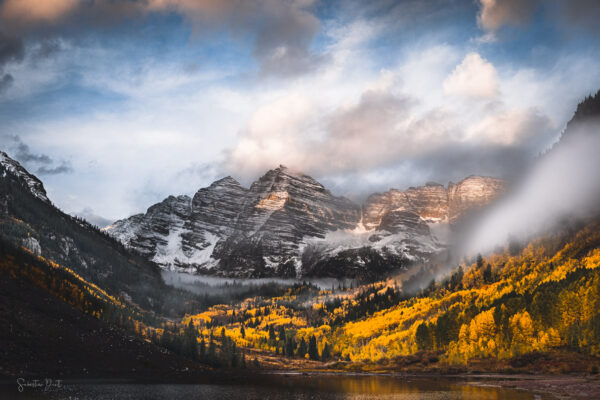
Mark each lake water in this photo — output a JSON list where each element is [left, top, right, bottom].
[[0, 374, 551, 399]]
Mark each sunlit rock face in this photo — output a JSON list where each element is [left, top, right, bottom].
[[363, 176, 506, 229], [447, 176, 506, 221], [105, 168, 505, 279]]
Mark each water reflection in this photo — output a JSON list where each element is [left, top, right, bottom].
[[0, 374, 549, 399]]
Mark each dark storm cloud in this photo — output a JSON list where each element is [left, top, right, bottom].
[[557, 0, 600, 35], [477, 0, 600, 35], [0, 0, 324, 78], [32, 38, 65, 59], [477, 0, 539, 32], [3, 135, 73, 175], [0, 31, 24, 93], [0, 31, 24, 65], [11, 135, 53, 164], [37, 162, 73, 175]]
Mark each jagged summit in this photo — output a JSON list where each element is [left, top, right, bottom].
[[210, 176, 244, 188]]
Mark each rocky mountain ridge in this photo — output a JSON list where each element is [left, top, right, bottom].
[[0, 151, 50, 204], [105, 166, 506, 279]]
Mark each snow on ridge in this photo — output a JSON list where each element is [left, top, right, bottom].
[[0, 151, 50, 203], [153, 228, 219, 270]]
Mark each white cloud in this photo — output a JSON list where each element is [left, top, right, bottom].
[[443, 52, 499, 99], [466, 107, 552, 146]]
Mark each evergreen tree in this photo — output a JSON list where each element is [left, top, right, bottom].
[[321, 343, 330, 361], [298, 337, 307, 357], [483, 263, 493, 284], [182, 320, 198, 359], [240, 325, 246, 338], [278, 325, 286, 341], [308, 335, 319, 360], [285, 336, 296, 357], [476, 253, 484, 269], [208, 336, 216, 364], [416, 322, 431, 351], [268, 324, 276, 343], [199, 337, 206, 360]]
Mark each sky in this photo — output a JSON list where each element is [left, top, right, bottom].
[[1, 0, 600, 225]]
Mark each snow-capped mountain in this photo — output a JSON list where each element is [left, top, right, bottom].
[[104, 166, 506, 279], [0, 151, 50, 204]]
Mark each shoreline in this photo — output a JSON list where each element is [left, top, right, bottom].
[[2, 371, 599, 399]]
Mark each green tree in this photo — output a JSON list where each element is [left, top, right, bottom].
[[297, 337, 307, 357], [476, 253, 484, 269], [483, 263, 493, 284], [416, 322, 432, 351], [321, 343, 330, 361], [308, 335, 319, 360]]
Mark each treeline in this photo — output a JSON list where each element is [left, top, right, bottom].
[[327, 284, 405, 326]]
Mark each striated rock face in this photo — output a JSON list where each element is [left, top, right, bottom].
[[448, 176, 506, 221], [22, 237, 42, 256], [105, 168, 505, 279], [215, 167, 361, 277], [363, 176, 506, 230]]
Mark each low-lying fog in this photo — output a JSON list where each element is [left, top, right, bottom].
[[162, 270, 354, 295]]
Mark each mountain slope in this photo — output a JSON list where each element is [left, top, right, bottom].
[[105, 166, 505, 279], [0, 151, 192, 315], [0, 239, 210, 381]]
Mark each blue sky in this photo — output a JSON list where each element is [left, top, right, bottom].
[[0, 0, 599, 225]]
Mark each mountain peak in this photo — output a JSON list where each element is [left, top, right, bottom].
[[210, 175, 243, 189], [0, 150, 50, 204]]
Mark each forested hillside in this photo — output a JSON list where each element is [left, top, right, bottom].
[[178, 216, 600, 372]]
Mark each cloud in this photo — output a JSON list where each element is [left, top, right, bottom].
[[477, 0, 539, 33], [36, 162, 73, 175], [464, 120, 600, 255], [0, 73, 14, 93], [466, 107, 552, 146], [443, 52, 499, 99], [2, 135, 72, 175], [556, 0, 600, 35], [0, 0, 78, 26], [0, 31, 24, 65], [225, 61, 555, 190], [147, 0, 323, 77], [0, 0, 323, 78], [476, 0, 600, 35], [71, 207, 112, 228], [0, 31, 24, 93]]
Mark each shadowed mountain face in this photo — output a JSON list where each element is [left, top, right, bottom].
[[0, 151, 198, 316], [105, 166, 506, 279]]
